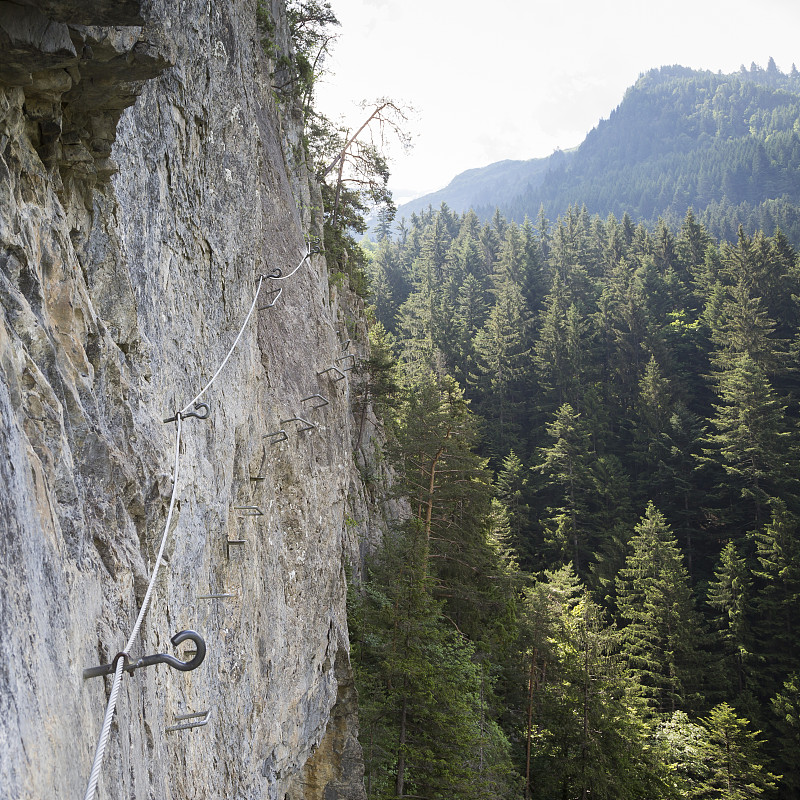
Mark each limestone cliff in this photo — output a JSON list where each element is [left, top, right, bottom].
[[0, 1, 380, 798]]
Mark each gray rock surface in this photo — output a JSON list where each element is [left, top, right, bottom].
[[0, 1, 379, 798]]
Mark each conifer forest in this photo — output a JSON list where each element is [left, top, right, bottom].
[[295, 6, 800, 794], [350, 199, 800, 799]]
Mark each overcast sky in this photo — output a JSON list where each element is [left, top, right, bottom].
[[314, 0, 800, 202]]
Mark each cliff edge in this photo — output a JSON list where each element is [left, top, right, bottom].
[[0, 1, 374, 798]]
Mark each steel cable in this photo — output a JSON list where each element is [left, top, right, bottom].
[[83, 415, 183, 800], [83, 242, 310, 800]]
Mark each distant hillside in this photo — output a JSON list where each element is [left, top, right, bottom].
[[397, 62, 800, 245], [393, 150, 573, 221]]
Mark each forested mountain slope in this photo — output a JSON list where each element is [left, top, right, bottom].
[[399, 62, 800, 245], [355, 202, 800, 798]]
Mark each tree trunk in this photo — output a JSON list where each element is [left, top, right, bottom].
[[396, 694, 407, 798], [424, 445, 445, 544], [525, 649, 537, 800], [581, 635, 590, 800], [331, 139, 347, 231]]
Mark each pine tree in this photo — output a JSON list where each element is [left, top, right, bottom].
[[522, 566, 658, 800], [594, 256, 652, 423], [520, 215, 546, 311], [616, 502, 707, 714], [706, 541, 753, 698], [391, 375, 519, 643], [352, 372, 521, 799], [699, 703, 778, 799], [653, 711, 710, 798], [678, 207, 714, 277], [771, 673, 800, 795], [350, 527, 516, 800], [534, 276, 589, 412], [472, 275, 532, 458], [701, 352, 793, 529], [495, 450, 533, 565], [536, 404, 595, 573], [751, 499, 800, 696], [586, 454, 634, 607], [353, 321, 399, 450], [632, 355, 674, 501], [396, 215, 456, 379]]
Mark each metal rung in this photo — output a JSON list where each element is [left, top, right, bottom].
[[226, 538, 247, 558], [166, 710, 211, 732], [263, 429, 288, 444], [301, 394, 329, 409], [335, 353, 356, 371], [259, 286, 283, 310], [317, 366, 346, 382], [280, 416, 315, 433], [234, 505, 264, 516]]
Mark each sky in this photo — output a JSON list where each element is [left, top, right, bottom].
[[314, 0, 800, 203]]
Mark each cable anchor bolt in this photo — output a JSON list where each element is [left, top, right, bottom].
[[163, 403, 211, 424], [83, 630, 206, 679]]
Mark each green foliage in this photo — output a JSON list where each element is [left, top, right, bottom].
[[350, 373, 522, 799], [653, 711, 710, 798], [772, 674, 800, 793], [699, 703, 779, 798], [706, 541, 753, 700], [701, 352, 792, 529], [269, 0, 339, 109], [616, 502, 708, 715], [522, 566, 661, 799], [309, 101, 410, 297], [353, 173, 800, 795], [351, 544, 516, 800], [255, 0, 276, 56], [536, 404, 595, 572], [751, 500, 800, 698]]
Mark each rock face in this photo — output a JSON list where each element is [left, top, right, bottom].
[[0, 1, 377, 798]]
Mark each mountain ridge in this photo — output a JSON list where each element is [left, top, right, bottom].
[[394, 62, 800, 244], [392, 149, 574, 221]]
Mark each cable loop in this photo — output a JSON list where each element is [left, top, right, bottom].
[[111, 652, 130, 672], [163, 403, 210, 424]]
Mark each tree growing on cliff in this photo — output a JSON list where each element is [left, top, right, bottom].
[[309, 98, 413, 293], [259, 0, 339, 114]]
